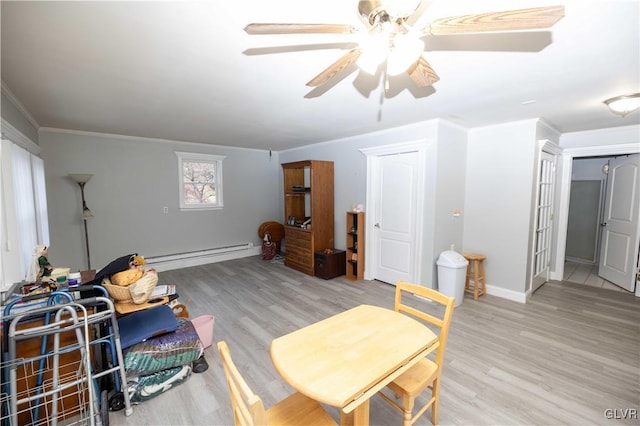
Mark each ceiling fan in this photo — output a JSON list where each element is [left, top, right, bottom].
[[245, 1, 565, 89]]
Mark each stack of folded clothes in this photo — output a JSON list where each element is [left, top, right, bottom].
[[117, 305, 204, 404]]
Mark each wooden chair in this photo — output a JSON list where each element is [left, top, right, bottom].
[[217, 341, 338, 426], [377, 281, 455, 426]]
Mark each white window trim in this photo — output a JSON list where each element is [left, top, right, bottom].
[[175, 151, 225, 211]]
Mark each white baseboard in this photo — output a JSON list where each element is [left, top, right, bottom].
[[148, 244, 261, 272], [486, 284, 527, 304]]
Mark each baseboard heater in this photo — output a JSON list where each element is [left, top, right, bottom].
[[145, 243, 259, 272]]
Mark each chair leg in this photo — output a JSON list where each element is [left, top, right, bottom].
[[480, 259, 486, 296], [401, 393, 415, 426], [430, 379, 440, 425], [465, 263, 471, 291], [473, 260, 480, 300]]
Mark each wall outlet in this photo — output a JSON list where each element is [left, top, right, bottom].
[[163, 206, 168, 214]]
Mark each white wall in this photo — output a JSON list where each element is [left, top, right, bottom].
[[572, 157, 610, 180], [21, 115, 638, 299], [39, 129, 281, 271], [279, 119, 467, 287], [560, 125, 640, 149], [432, 121, 467, 276], [279, 120, 440, 249], [464, 120, 539, 297]]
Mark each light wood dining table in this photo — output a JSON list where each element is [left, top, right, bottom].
[[270, 304, 439, 426]]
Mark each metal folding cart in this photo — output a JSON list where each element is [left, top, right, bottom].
[[1, 291, 132, 426]]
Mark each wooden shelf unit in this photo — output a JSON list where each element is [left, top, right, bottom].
[[282, 160, 334, 275], [346, 211, 364, 280]]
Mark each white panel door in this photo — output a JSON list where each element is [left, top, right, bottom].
[[374, 152, 418, 284], [598, 154, 640, 291]]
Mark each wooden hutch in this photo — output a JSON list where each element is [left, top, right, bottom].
[[282, 160, 334, 275]]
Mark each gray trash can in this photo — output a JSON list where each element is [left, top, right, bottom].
[[436, 250, 468, 307]]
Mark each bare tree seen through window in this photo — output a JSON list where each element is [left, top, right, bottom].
[[183, 160, 216, 205]]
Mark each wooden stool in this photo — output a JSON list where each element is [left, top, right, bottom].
[[463, 253, 486, 300]]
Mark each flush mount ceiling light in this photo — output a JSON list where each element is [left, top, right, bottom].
[[604, 93, 640, 117]]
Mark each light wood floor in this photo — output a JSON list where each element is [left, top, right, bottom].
[[111, 256, 639, 425], [563, 260, 633, 293]]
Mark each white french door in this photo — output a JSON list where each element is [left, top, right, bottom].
[[532, 151, 556, 293]]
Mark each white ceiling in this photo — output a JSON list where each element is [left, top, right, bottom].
[[1, 0, 639, 151]]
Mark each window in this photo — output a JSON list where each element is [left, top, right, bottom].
[[1, 139, 49, 290], [176, 152, 225, 210]]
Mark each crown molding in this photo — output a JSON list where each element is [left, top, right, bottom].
[[39, 126, 269, 153], [1, 80, 40, 130], [1, 118, 41, 155], [563, 143, 639, 158]]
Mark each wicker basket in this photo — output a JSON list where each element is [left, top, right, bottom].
[[102, 270, 158, 304], [102, 278, 134, 303], [129, 270, 158, 304]]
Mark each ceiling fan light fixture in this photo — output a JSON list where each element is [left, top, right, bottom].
[[604, 93, 640, 117], [386, 36, 424, 76], [382, 0, 422, 18], [357, 33, 389, 74], [245, 4, 565, 91], [360, 0, 422, 21]]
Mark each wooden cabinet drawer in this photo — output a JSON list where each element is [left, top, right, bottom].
[[285, 227, 312, 242], [285, 227, 315, 274], [286, 245, 313, 266], [287, 245, 312, 259], [286, 253, 312, 268], [286, 239, 313, 250]]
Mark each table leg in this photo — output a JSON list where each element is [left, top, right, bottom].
[[340, 410, 353, 425], [341, 400, 370, 426]]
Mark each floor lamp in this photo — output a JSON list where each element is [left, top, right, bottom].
[[69, 174, 94, 270]]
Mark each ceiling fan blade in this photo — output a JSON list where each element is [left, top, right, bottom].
[[425, 6, 565, 35], [306, 49, 362, 87], [244, 23, 357, 35], [408, 56, 440, 87]]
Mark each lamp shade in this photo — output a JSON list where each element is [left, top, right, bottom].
[[69, 173, 93, 184], [604, 93, 640, 117], [83, 206, 94, 219]]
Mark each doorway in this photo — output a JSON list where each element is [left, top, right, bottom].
[[566, 157, 608, 264], [563, 154, 639, 293]]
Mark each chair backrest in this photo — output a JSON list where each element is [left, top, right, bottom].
[[218, 341, 268, 426], [394, 280, 455, 366]]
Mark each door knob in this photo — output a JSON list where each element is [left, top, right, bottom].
[[374, 223, 380, 228], [600, 222, 608, 227]]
